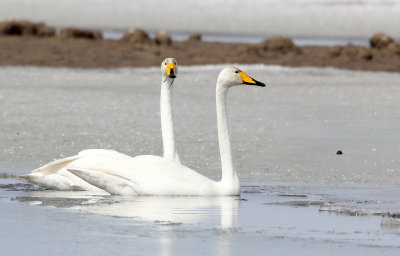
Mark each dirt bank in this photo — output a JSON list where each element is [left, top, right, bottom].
[[1, 21, 400, 72]]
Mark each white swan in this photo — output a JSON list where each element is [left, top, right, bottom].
[[20, 58, 181, 191], [160, 58, 180, 163], [66, 67, 265, 196]]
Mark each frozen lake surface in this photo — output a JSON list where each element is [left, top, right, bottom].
[[1, 65, 400, 254], [1, 65, 400, 184]]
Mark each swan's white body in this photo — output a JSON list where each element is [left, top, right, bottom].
[[20, 58, 181, 191], [67, 67, 265, 196], [21, 149, 131, 191]]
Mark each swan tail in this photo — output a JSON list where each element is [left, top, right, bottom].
[[19, 154, 82, 190], [31, 155, 81, 174], [67, 168, 138, 195], [19, 173, 77, 191], [30, 149, 129, 175]]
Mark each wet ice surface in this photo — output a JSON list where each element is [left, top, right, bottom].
[[1, 65, 400, 254], [1, 65, 400, 184]]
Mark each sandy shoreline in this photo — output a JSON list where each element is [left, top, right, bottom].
[[1, 21, 400, 72]]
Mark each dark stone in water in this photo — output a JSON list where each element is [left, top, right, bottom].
[[336, 150, 343, 155]]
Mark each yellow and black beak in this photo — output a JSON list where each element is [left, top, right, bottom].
[[239, 71, 265, 87], [166, 63, 177, 79]]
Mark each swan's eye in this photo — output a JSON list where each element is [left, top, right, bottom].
[[165, 63, 167, 65], [235, 71, 239, 73]]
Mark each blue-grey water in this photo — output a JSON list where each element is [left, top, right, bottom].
[[102, 29, 371, 46], [1, 65, 400, 255]]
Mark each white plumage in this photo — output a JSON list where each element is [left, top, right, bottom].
[[67, 67, 265, 196], [20, 58, 181, 191]]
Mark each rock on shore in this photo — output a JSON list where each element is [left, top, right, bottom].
[[188, 33, 202, 41], [370, 33, 394, 49], [59, 27, 102, 40], [259, 36, 299, 53], [154, 31, 172, 46], [120, 29, 152, 45], [0, 20, 55, 37], [341, 44, 372, 60]]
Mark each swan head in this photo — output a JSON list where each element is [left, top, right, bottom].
[[161, 58, 178, 79], [217, 67, 265, 88]]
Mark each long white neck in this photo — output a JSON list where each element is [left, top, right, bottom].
[[160, 77, 180, 163], [216, 83, 239, 190]]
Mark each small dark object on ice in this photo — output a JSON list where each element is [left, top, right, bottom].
[[236, 198, 247, 201], [336, 150, 343, 155]]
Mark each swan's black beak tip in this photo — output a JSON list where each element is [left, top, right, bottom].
[[256, 80, 266, 87], [245, 80, 265, 87], [168, 69, 176, 79]]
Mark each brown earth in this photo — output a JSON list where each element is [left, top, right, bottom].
[[0, 21, 400, 72]]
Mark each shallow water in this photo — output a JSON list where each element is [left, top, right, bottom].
[[102, 29, 371, 46], [1, 181, 400, 255], [1, 65, 400, 254]]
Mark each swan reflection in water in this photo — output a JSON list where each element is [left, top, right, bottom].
[[16, 191, 240, 256]]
